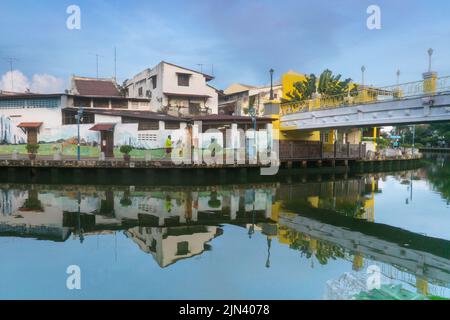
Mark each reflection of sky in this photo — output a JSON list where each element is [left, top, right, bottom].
[[374, 176, 450, 240], [0, 225, 352, 299]]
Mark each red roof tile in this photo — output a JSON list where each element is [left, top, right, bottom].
[[73, 78, 121, 97], [17, 122, 43, 128], [89, 123, 116, 131]]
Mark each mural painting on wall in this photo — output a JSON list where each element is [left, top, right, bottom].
[[0, 115, 188, 158]]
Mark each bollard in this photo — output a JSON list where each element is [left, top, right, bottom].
[[99, 152, 105, 161]]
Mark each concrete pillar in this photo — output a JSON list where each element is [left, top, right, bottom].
[[192, 121, 202, 164], [423, 72, 437, 94]]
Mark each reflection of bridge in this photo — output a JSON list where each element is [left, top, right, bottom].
[[278, 209, 450, 286], [279, 76, 450, 131]]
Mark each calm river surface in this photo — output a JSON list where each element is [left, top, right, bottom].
[[0, 155, 449, 299]]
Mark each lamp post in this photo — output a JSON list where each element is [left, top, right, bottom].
[[361, 66, 366, 87], [76, 108, 84, 161], [269, 68, 274, 100], [428, 48, 434, 72]]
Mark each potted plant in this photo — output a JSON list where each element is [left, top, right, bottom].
[[120, 145, 133, 161], [26, 143, 39, 160]]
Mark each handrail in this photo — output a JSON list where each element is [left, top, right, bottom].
[[281, 75, 450, 115]]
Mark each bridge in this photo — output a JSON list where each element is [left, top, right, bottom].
[[279, 74, 450, 131]]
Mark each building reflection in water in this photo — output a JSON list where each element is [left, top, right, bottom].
[[0, 171, 449, 297]]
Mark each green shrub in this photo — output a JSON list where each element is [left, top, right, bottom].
[[26, 144, 40, 154], [119, 145, 133, 155]]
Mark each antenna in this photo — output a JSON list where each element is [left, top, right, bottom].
[[88, 52, 104, 78], [114, 47, 117, 80], [196, 63, 204, 74], [211, 64, 214, 77], [3, 57, 19, 91]]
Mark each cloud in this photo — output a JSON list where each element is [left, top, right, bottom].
[[0, 70, 30, 92], [0, 70, 66, 93], [31, 74, 65, 93]]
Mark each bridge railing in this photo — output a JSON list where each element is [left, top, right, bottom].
[[280, 75, 450, 115]]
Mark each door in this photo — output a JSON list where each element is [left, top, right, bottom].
[[27, 128, 38, 145], [100, 131, 114, 158]]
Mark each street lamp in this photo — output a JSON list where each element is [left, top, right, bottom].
[[269, 68, 274, 100], [76, 108, 84, 161], [428, 48, 434, 72], [361, 66, 366, 87]]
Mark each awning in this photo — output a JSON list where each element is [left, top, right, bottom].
[[89, 123, 116, 131], [17, 122, 43, 129]]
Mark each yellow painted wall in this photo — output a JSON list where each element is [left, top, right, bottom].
[[282, 70, 307, 100]]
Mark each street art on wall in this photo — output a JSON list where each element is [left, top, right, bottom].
[[0, 115, 26, 144]]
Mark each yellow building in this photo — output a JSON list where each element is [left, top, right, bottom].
[[276, 70, 363, 144]]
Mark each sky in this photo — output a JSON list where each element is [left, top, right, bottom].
[[0, 0, 450, 93]]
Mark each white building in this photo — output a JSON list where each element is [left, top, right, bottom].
[[219, 83, 283, 116], [125, 61, 219, 116]]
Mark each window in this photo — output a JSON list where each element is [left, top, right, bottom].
[[93, 99, 109, 108], [138, 87, 143, 97], [0, 98, 60, 109], [176, 241, 189, 256], [188, 103, 201, 115], [150, 75, 157, 89], [62, 110, 94, 125], [73, 97, 91, 108], [138, 121, 159, 130], [111, 99, 128, 109], [165, 122, 181, 130], [177, 73, 191, 87]]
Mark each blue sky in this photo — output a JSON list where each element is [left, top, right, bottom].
[[1, 0, 450, 92]]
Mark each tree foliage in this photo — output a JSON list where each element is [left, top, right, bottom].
[[283, 69, 357, 103]]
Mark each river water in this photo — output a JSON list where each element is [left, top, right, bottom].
[[0, 155, 449, 299]]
